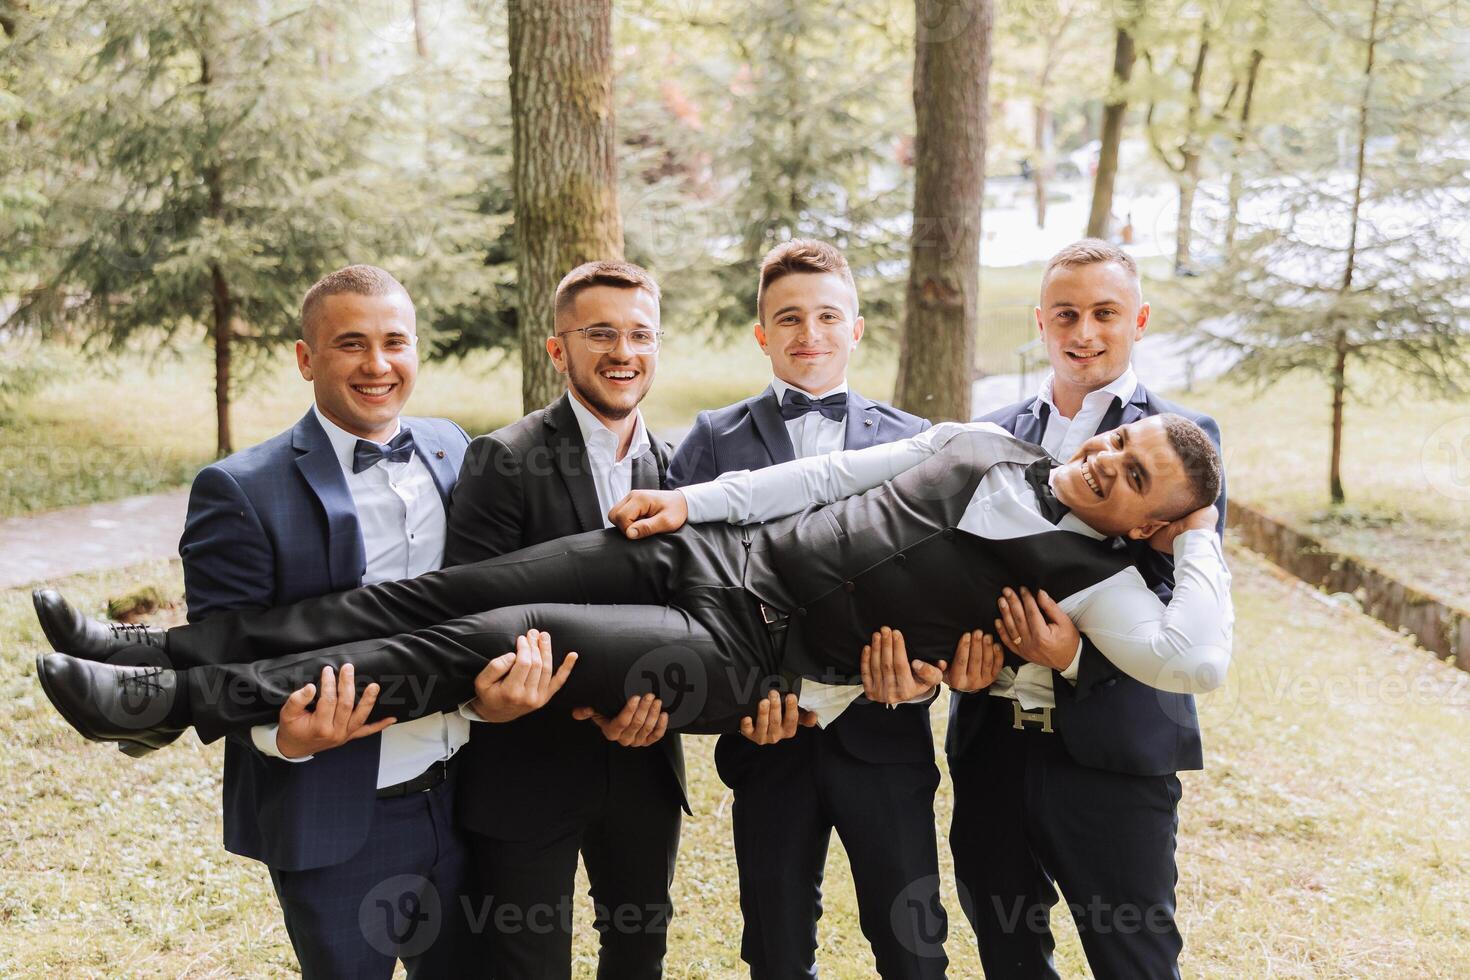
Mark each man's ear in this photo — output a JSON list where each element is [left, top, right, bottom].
[[1126, 517, 1170, 541], [295, 339, 313, 381], [753, 320, 769, 355], [850, 314, 865, 348], [545, 336, 569, 376], [1135, 301, 1151, 340]]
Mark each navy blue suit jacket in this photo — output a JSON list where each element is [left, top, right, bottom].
[[945, 382, 1227, 776], [668, 385, 935, 773], [179, 408, 469, 871]]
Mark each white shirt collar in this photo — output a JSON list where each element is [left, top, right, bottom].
[[566, 390, 650, 463], [312, 404, 403, 475], [769, 376, 850, 404], [1037, 365, 1138, 421]]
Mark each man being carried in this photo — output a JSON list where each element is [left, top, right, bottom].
[[34, 410, 1230, 750]]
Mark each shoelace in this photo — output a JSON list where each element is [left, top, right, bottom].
[[119, 666, 165, 697], [109, 622, 163, 647]]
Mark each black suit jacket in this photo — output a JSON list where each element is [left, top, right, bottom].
[[445, 392, 689, 840], [945, 381, 1228, 776], [667, 385, 935, 781]]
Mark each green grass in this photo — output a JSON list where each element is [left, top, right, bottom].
[[4, 547, 1469, 976], [1174, 366, 1470, 609]]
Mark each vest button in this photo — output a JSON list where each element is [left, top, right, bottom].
[[843, 581, 856, 593], [895, 552, 908, 564], [941, 528, 956, 541], [796, 607, 807, 617]]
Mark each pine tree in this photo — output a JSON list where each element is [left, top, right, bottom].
[[1188, 0, 1470, 504], [6, 0, 459, 456]]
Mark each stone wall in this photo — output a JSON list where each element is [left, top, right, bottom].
[[1229, 500, 1470, 672]]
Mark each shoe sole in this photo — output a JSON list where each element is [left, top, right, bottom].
[[33, 653, 157, 757]]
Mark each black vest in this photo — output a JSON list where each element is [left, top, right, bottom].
[[743, 429, 1133, 680]]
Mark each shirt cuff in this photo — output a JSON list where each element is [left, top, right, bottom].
[[679, 483, 729, 524], [458, 699, 491, 723], [251, 723, 312, 763], [1058, 639, 1084, 684]]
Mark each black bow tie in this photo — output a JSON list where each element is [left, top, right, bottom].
[[779, 390, 848, 423], [353, 429, 416, 473], [1024, 457, 1070, 524]]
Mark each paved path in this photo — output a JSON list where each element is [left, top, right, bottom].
[[0, 489, 190, 589], [0, 330, 1237, 590]]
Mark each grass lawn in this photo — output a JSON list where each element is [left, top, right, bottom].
[[1175, 367, 1470, 610], [4, 545, 1468, 977]]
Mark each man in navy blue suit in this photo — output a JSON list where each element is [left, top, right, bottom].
[[668, 240, 968, 978], [172, 266, 494, 978], [942, 240, 1228, 979]]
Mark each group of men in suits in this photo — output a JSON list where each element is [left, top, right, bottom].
[[123, 235, 1223, 978]]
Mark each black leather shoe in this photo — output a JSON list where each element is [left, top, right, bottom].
[[33, 589, 168, 663], [34, 653, 185, 756]]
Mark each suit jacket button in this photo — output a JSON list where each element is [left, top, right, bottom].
[[843, 581, 856, 593], [895, 552, 908, 564], [796, 607, 808, 617], [941, 528, 956, 541]]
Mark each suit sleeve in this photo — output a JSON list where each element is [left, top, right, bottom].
[[666, 412, 718, 489], [444, 435, 527, 565], [179, 466, 276, 623]]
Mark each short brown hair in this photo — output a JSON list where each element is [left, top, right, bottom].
[[1159, 413, 1222, 519], [756, 239, 859, 321], [1044, 238, 1139, 280], [553, 261, 660, 324], [300, 264, 411, 344]]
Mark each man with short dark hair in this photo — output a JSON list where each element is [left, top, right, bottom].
[[941, 238, 1229, 979], [669, 238, 955, 978], [38, 264, 484, 978], [445, 259, 688, 980]]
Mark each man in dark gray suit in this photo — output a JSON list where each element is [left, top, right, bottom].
[[445, 260, 687, 980]]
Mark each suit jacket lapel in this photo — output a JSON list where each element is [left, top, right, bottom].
[[546, 393, 606, 533], [1013, 398, 1048, 447], [749, 386, 797, 465], [631, 448, 662, 492], [291, 409, 366, 590], [406, 419, 456, 507], [842, 391, 882, 449], [1099, 381, 1150, 433]]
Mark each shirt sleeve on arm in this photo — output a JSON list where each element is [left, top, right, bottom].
[[251, 723, 312, 762], [1058, 530, 1233, 694], [678, 422, 974, 526]]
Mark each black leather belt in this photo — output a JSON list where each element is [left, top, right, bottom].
[[376, 756, 454, 799]]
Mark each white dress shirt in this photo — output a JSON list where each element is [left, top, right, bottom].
[[251, 405, 470, 787], [769, 377, 849, 458], [1036, 366, 1138, 463], [566, 391, 651, 527], [679, 421, 1233, 724]]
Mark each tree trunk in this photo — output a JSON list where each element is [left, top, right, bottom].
[[200, 46, 232, 458], [1033, 102, 1049, 229], [1175, 151, 1199, 274], [1328, 0, 1380, 504], [1173, 30, 1209, 273], [210, 263, 234, 458], [1224, 47, 1264, 255], [895, 0, 992, 421], [1086, 6, 1140, 239], [508, 0, 624, 413]]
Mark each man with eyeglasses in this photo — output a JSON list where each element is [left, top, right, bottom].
[[441, 261, 688, 978]]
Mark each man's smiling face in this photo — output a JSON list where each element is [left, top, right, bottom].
[[755, 271, 864, 396], [548, 284, 660, 421], [296, 290, 418, 443], [1036, 260, 1148, 403], [1051, 416, 1192, 539]]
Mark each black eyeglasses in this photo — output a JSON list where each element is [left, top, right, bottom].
[[556, 326, 662, 354]]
